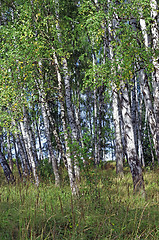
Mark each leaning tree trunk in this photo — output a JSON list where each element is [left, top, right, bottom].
[[0, 150, 15, 183]]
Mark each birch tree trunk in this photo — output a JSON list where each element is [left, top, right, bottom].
[[131, 79, 138, 153], [74, 78, 84, 150], [139, 70, 158, 159], [7, 132, 13, 171], [53, 50, 79, 195], [137, 94, 145, 167], [62, 58, 80, 179], [17, 129, 32, 175], [35, 117, 44, 161], [139, 5, 159, 163], [39, 93, 60, 186], [121, 83, 145, 193], [13, 135, 22, 178], [23, 107, 39, 166], [0, 129, 15, 183], [34, 72, 67, 169], [92, 51, 99, 166], [112, 88, 124, 176], [108, 10, 124, 175], [12, 120, 31, 176], [150, 0, 159, 164], [20, 112, 39, 186], [0, 150, 15, 183], [98, 85, 105, 162]]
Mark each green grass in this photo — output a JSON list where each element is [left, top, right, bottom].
[[0, 165, 159, 239]]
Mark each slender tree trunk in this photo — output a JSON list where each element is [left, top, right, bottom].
[[74, 79, 84, 149], [13, 135, 22, 178], [147, 124, 155, 166], [98, 85, 105, 162], [139, 7, 159, 164], [12, 120, 31, 176], [139, 70, 158, 160], [39, 93, 60, 186], [24, 108, 39, 167], [7, 132, 13, 171], [54, 0, 80, 179], [62, 58, 80, 179], [0, 129, 14, 183], [35, 117, 44, 161], [138, 95, 145, 167], [150, 0, 159, 164], [35, 74, 67, 169], [20, 113, 39, 186], [53, 50, 79, 195], [94, 84, 98, 166], [17, 128, 32, 175], [121, 83, 145, 193], [0, 150, 15, 183], [131, 79, 138, 153], [112, 88, 124, 176], [108, 14, 124, 175]]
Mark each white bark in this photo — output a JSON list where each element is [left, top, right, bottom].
[[54, 0, 80, 180], [92, 53, 99, 166], [150, 0, 159, 163], [121, 83, 144, 192], [20, 113, 39, 186], [13, 136, 22, 178], [139, 70, 158, 159], [108, 11, 123, 175], [131, 79, 138, 153], [139, 10, 159, 163], [39, 93, 60, 186], [53, 50, 79, 195], [0, 129, 14, 183], [112, 88, 123, 176], [62, 58, 80, 179], [7, 132, 13, 171]]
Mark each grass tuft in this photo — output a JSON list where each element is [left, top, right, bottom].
[[0, 165, 159, 239]]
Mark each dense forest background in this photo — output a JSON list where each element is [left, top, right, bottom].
[[0, 0, 159, 195]]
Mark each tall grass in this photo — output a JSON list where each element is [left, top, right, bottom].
[[0, 164, 159, 239]]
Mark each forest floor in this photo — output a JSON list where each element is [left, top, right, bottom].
[[0, 162, 159, 240]]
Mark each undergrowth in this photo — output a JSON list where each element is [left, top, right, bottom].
[[0, 164, 159, 239]]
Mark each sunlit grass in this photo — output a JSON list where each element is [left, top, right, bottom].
[[0, 164, 159, 239]]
